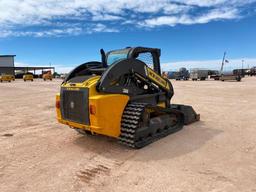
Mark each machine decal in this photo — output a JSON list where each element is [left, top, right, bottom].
[[66, 87, 80, 91], [146, 67, 170, 91]]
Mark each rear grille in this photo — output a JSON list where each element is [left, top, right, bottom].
[[60, 88, 90, 125]]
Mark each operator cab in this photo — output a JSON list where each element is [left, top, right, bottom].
[[105, 47, 161, 74], [64, 47, 161, 83], [106, 48, 130, 66]]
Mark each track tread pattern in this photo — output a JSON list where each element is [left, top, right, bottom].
[[119, 103, 146, 148], [119, 102, 184, 149]]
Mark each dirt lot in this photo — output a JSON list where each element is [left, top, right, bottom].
[[0, 77, 256, 192]]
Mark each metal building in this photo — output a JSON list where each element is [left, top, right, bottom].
[[0, 55, 16, 75], [0, 55, 55, 77]]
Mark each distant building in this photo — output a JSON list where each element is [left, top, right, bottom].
[[0, 55, 16, 75], [0, 54, 55, 77]]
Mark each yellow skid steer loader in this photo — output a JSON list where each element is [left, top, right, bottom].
[[56, 47, 200, 148]]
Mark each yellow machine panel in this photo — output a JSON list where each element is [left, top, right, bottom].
[[56, 76, 129, 138], [89, 94, 129, 137]]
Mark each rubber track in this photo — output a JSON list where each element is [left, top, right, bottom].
[[119, 102, 184, 149], [119, 103, 146, 148]]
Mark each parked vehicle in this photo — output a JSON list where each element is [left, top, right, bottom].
[[167, 68, 189, 80], [23, 74, 34, 81], [15, 72, 36, 79], [176, 68, 189, 80], [167, 71, 179, 79], [60, 74, 67, 79], [190, 69, 208, 81], [0, 74, 14, 82], [209, 70, 220, 80], [43, 73, 53, 81], [220, 74, 241, 81], [233, 69, 247, 77], [219, 52, 243, 82], [249, 67, 256, 76]]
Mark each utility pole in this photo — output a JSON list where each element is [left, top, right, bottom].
[[220, 52, 226, 75], [242, 60, 244, 76]]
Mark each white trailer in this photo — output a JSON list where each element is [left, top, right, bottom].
[[190, 69, 208, 81]]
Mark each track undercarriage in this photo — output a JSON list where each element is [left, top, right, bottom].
[[119, 103, 184, 148]]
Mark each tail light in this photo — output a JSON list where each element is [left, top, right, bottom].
[[89, 104, 96, 115], [56, 100, 60, 109]]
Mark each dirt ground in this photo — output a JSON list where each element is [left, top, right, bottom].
[[0, 77, 256, 192]]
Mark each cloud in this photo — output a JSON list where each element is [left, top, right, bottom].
[[0, 0, 255, 37], [0, 27, 83, 38], [140, 7, 240, 27], [90, 23, 119, 33], [0, 24, 119, 38], [92, 14, 123, 21]]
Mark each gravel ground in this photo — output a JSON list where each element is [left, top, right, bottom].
[[0, 77, 256, 192]]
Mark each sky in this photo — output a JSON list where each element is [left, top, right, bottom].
[[0, 0, 255, 73]]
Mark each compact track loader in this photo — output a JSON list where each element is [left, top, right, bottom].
[[0, 74, 14, 82], [23, 74, 34, 81], [56, 47, 200, 148], [43, 72, 53, 81]]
